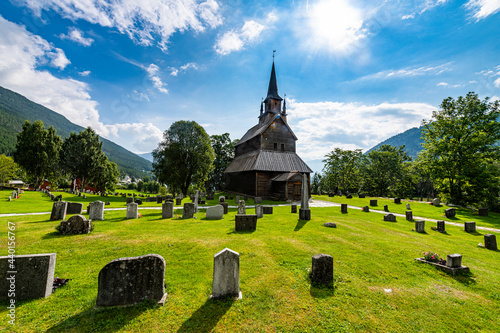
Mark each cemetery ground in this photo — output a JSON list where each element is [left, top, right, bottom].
[[0, 191, 499, 332]]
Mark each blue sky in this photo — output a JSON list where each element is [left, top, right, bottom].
[[1, 0, 499, 173]]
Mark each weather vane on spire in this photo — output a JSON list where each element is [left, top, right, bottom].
[[273, 50, 276, 60]]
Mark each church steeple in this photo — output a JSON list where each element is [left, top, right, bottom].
[[264, 61, 282, 103]]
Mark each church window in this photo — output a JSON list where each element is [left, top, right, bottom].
[[281, 144, 284, 151], [274, 143, 277, 150]]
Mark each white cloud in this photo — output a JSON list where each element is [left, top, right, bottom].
[[287, 100, 435, 161], [50, 47, 71, 69], [358, 62, 453, 81], [215, 13, 276, 55], [437, 82, 448, 86], [111, 123, 163, 152], [146, 64, 168, 94], [59, 27, 94, 46], [18, 0, 222, 52], [79, 70, 91, 76], [465, 0, 500, 20], [401, 0, 449, 19], [478, 65, 500, 87], [169, 62, 198, 76]]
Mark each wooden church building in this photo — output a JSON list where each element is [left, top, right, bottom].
[[224, 61, 312, 201]]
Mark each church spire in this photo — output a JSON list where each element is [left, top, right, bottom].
[[264, 61, 282, 102]]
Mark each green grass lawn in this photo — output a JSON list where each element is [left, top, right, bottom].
[[0, 197, 499, 332]]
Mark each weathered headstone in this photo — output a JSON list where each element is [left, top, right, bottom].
[[156, 196, 163, 204], [406, 211, 413, 221], [291, 204, 297, 213], [162, 201, 174, 219], [415, 220, 425, 233], [310, 254, 333, 288], [0, 253, 56, 301], [432, 198, 440, 206], [445, 208, 456, 218], [219, 196, 225, 203], [464, 221, 476, 233], [345, 194, 352, 199], [59, 215, 92, 234], [299, 173, 311, 220], [254, 197, 263, 204], [235, 214, 257, 231], [238, 200, 246, 214], [194, 190, 200, 213], [134, 199, 142, 205], [50, 201, 67, 221], [183, 203, 195, 219], [358, 193, 365, 198], [263, 206, 273, 214], [89, 201, 105, 220], [370, 199, 377, 206], [82, 194, 86, 199], [446, 254, 462, 268], [341, 203, 347, 214], [126, 203, 138, 219], [484, 234, 497, 250], [406, 203, 411, 210], [175, 198, 182, 205], [437, 220, 445, 232], [206, 205, 224, 220], [323, 222, 336, 228], [384, 213, 396, 222], [66, 202, 83, 214], [220, 202, 229, 214], [383, 205, 389, 212], [235, 196, 240, 204], [255, 205, 263, 218], [96, 254, 167, 307], [362, 206, 369, 212], [478, 208, 488, 216], [126, 197, 134, 204], [211, 248, 241, 300]]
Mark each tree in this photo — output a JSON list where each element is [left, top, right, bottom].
[[152, 121, 215, 196], [13, 120, 62, 188], [95, 160, 120, 192], [311, 172, 322, 194], [206, 133, 234, 192], [360, 145, 411, 197], [420, 92, 500, 207], [322, 148, 362, 194], [0, 154, 22, 184]]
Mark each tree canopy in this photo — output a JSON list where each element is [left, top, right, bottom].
[[206, 133, 234, 192], [152, 120, 215, 196], [322, 148, 362, 194], [0, 154, 22, 184]]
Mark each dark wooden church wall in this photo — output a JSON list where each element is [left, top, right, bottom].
[[225, 171, 256, 196], [261, 120, 296, 152], [235, 136, 261, 156]]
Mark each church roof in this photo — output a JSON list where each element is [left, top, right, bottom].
[[271, 172, 302, 182], [264, 61, 282, 102], [235, 114, 297, 147], [224, 150, 313, 173]]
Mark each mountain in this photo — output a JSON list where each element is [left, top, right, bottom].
[[367, 127, 424, 159], [0, 86, 152, 178], [138, 152, 154, 162]]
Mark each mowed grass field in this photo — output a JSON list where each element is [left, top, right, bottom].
[[0, 190, 499, 332]]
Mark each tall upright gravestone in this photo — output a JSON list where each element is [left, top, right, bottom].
[[162, 201, 174, 219], [50, 201, 67, 221], [238, 200, 246, 214], [126, 203, 138, 219], [89, 201, 105, 220], [211, 248, 242, 299], [299, 173, 311, 220]]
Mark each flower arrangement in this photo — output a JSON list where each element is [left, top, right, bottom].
[[139, 213, 142, 218], [423, 251, 440, 262]]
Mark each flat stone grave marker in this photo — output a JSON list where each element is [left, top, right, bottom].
[[437, 220, 445, 232], [384, 214, 396, 222], [478, 208, 488, 216], [323, 222, 336, 228], [406, 211, 413, 221], [66, 202, 83, 214], [211, 248, 241, 300], [341, 203, 347, 214], [415, 220, 425, 233], [220, 202, 229, 214], [50, 201, 68, 221], [89, 201, 105, 220], [206, 205, 224, 220], [238, 200, 246, 214], [263, 206, 273, 214], [255, 205, 263, 218], [183, 203, 195, 219], [310, 254, 333, 288], [96, 254, 167, 307], [162, 201, 174, 219], [0, 253, 56, 301], [464, 221, 476, 233], [59, 215, 92, 234], [126, 203, 138, 219], [445, 208, 456, 218], [235, 214, 257, 231], [484, 234, 497, 250], [370, 199, 377, 206]]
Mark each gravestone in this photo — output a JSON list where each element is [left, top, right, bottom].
[[415, 220, 425, 233], [126, 203, 138, 219], [219, 196, 225, 203], [0, 253, 56, 301], [206, 205, 224, 220], [162, 201, 174, 219], [82, 194, 86, 199], [446, 254, 462, 268], [310, 254, 333, 288], [254, 197, 263, 204], [478, 208, 488, 216], [89, 201, 105, 220], [358, 193, 365, 198], [156, 196, 163, 204], [220, 202, 229, 214], [263, 206, 273, 214], [175, 198, 182, 205], [323, 222, 336, 228], [484, 234, 497, 250], [464, 221, 476, 233], [59, 215, 92, 234], [406, 203, 411, 210], [406, 211, 413, 221], [362, 206, 369, 212], [194, 190, 200, 213], [206, 193, 214, 201], [105, 202, 110, 205], [134, 199, 142, 205], [183, 203, 195, 219], [299, 173, 311, 220], [384, 214, 396, 222], [66, 202, 83, 214], [345, 194, 352, 199], [341, 203, 348, 214], [235, 214, 257, 231], [432, 198, 440, 206], [126, 197, 133, 204], [445, 208, 456, 218], [211, 248, 241, 299], [235, 196, 240, 204], [291, 204, 297, 213], [50, 201, 68, 221], [437, 220, 445, 232], [370, 199, 377, 206], [238, 200, 246, 214], [384, 205, 389, 212], [255, 205, 263, 218], [200, 200, 206, 205], [96, 254, 167, 307]]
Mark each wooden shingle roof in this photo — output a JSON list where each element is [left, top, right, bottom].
[[235, 114, 297, 147], [224, 150, 313, 173]]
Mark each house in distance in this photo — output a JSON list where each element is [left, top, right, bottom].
[[224, 61, 313, 201]]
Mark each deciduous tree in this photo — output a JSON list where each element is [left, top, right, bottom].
[[322, 148, 362, 194]]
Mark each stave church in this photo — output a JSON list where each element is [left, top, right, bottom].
[[224, 61, 312, 201]]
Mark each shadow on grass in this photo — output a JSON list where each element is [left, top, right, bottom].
[[294, 219, 309, 231], [465, 231, 483, 236], [177, 298, 234, 333], [227, 229, 255, 235], [452, 271, 477, 286], [309, 283, 335, 298], [46, 301, 155, 333]]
